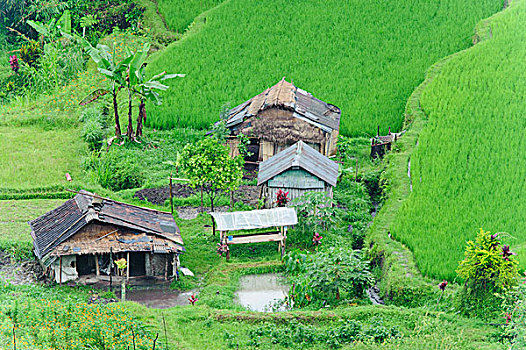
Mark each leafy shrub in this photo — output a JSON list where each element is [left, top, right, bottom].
[[246, 319, 398, 348], [94, 150, 144, 191], [81, 119, 104, 150], [19, 40, 41, 68], [291, 192, 339, 246], [501, 274, 526, 347], [287, 247, 374, 307], [456, 229, 519, 317]]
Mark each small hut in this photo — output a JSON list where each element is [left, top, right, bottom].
[[211, 207, 298, 259], [370, 126, 401, 158], [29, 190, 184, 284], [258, 141, 338, 208], [224, 78, 341, 167]]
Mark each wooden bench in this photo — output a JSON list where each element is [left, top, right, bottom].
[[219, 228, 287, 260]]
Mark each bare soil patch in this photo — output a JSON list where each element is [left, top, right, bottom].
[[0, 252, 43, 285]]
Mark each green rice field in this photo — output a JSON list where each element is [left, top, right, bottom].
[[147, 0, 502, 136], [392, 0, 526, 281], [157, 0, 225, 33]]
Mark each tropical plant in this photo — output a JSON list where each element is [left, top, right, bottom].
[[78, 40, 133, 138], [80, 14, 98, 38], [288, 247, 373, 307], [126, 42, 184, 138], [179, 137, 244, 212], [27, 10, 71, 43], [456, 229, 519, 316]]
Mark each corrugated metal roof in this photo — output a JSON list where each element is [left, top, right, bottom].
[[226, 78, 341, 131], [257, 141, 339, 187], [29, 190, 183, 259], [210, 207, 298, 231]]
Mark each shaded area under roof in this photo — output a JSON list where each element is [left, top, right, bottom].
[[257, 141, 339, 187], [226, 78, 341, 132], [210, 207, 298, 231], [29, 190, 183, 259]]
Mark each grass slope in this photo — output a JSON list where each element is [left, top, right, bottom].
[[392, 0, 526, 280], [157, 0, 225, 33], [147, 0, 502, 136]]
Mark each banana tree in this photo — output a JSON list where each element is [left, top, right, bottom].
[[127, 42, 184, 138], [79, 42, 133, 139], [27, 10, 71, 43]]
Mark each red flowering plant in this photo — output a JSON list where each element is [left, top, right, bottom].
[[312, 232, 323, 247], [188, 294, 198, 305], [9, 55, 19, 73], [216, 242, 228, 256], [276, 189, 289, 207]]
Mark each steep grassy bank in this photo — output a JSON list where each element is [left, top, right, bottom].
[[391, 0, 526, 281], [147, 0, 502, 136]]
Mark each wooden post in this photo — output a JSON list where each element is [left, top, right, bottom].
[[212, 216, 216, 236], [126, 252, 130, 281], [169, 173, 174, 214], [110, 248, 113, 291], [164, 257, 168, 281], [95, 254, 100, 276], [59, 257, 62, 285]]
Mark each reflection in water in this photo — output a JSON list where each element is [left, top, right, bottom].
[[235, 273, 290, 312]]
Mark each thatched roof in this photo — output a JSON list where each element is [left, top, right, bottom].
[[226, 78, 341, 133], [258, 141, 338, 186], [29, 191, 184, 260]]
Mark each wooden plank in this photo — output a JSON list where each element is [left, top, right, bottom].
[[227, 233, 284, 245]]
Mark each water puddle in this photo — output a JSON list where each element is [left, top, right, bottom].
[[123, 288, 198, 309], [235, 273, 290, 312]]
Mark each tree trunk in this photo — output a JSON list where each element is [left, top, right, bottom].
[[112, 86, 121, 138], [136, 98, 146, 137], [200, 185, 204, 213], [126, 87, 134, 138]]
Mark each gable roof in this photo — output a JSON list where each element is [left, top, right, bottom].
[[29, 191, 183, 259], [226, 78, 341, 133], [257, 141, 339, 187]]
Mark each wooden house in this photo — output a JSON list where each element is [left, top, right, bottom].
[[258, 141, 339, 208], [225, 78, 341, 164], [29, 190, 185, 284]]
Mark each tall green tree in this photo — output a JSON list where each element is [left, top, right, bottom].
[[180, 137, 244, 213]]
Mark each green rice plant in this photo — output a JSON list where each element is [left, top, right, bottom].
[[391, 0, 526, 280], [157, 0, 225, 33], [147, 0, 502, 136]]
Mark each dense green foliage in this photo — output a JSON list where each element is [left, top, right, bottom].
[[157, 0, 224, 33], [0, 284, 154, 349], [286, 248, 374, 308], [456, 229, 519, 317], [180, 137, 244, 210], [147, 0, 502, 136], [392, 0, 526, 280]]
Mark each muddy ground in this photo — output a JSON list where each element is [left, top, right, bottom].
[[0, 251, 43, 285], [135, 185, 261, 219]]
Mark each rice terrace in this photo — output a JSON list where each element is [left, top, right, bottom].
[[0, 0, 525, 348]]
